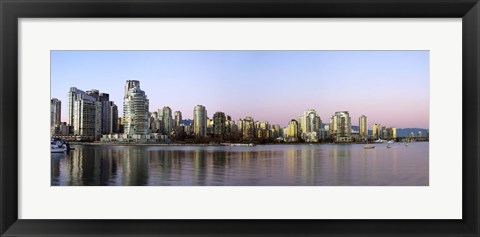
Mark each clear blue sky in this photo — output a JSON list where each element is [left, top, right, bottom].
[[51, 50, 429, 128]]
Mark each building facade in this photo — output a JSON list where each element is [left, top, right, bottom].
[[162, 106, 173, 135], [359, 115, 368, 138], [50, 98, 61, 127], [372, 123, 381, 139], [123, 80, 150, 135], [193, 105, 207, 137], [213, 112, 226, 137], [334, 111, 351, 142], [174, 111, 182, 128]]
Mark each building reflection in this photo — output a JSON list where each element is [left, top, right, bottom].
[[51, 143, 429, 186]]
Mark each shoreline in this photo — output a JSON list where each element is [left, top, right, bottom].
[[69, 141, 428, 147]]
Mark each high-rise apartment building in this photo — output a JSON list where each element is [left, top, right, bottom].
[[286, 119, 299, 142], [109, 102, 118, 134], [50, 98, 61, 127], [372, 123, 381, 139], [359, 115, 368, 138], [123, 80, 150, 135], [174, 111, 182, 128], [67, 87, 96, 126], [213, 112, 226, 137], [334, 111, 351, 142], [242, 117, 255, 140], [72, 99, 100, 137], [162, 106, 173, 135], [193, 105, 207, 137]]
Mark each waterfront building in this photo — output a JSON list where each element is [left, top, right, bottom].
[[334, 111, 351, 142], [299, 109, 321, 136], [359, 115, 368, 138], [273, 124, 281, 138], [123, 80, 150, 135], [117, 117, 124, 133], [109, 102, 118, 134], [328, 116, 337, 138], [67, 87, 117, 136], [242, 117, 255, 140], [193, 105, 207, 137], [286, 119, 299, 142], [174, 111, 182, 128], [162, 106, 173, 135], [125, 80, 140, 96], [98, 93, 112, 134], [392, 127, 397, 139], [207, 118, 213, 135], [237, 119, 244, 135], [224, 115, 235, 136], [67, 87, 96, 126], [380, 126, 387, 139], [372, 123, 381, 139], [213, 112, 226, 137], [418, 131, 423, 137], [73, 99, 101, 137], [67, 87, 102, 138], [50, 98, 61, 127], [149, 112, 158, 133], [157, 108, 164, 134]]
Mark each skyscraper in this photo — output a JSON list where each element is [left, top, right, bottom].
[[67, 87, 101, 138], [67, 87, 96, 126], [125, 80, 140, 96], [162, 106, 173, 135], [109, 102, 118, 134], [213, 112, 226, 137], [50, 98, 61, 127], [359, 115, 368, 138], [193, 105, 207, 137], [123, 80, 149, 135], [372, 123, 381, 139], [242, 117, 255, 140], [286, 119, 299, 142], [334, 111, 351, 142], [301, 109, 321, 135], [174, 111, 182, 128], [72, 99, 100, 137], [99, 93, 112, 134]]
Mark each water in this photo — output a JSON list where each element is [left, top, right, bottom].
[[51, 142, 429, 186]]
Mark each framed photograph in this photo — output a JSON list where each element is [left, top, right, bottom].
[[1, 0, 479, 236]]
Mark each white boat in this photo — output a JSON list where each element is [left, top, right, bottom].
[[373, 139, 384, 143], [363, 145, 375, 149], [51, 139, 67, 153], [387, 140, 394, 144]]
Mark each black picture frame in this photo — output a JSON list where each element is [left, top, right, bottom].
[[1, 0, 479, 236]]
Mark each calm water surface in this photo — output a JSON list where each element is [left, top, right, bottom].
[[51, 143, 429, 186]]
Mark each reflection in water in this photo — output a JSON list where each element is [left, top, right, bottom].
[[51, 143, 429, 186]]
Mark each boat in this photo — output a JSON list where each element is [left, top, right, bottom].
[[387, 140, 394, 144], [373, 139, 384, 143], [51, 139, 67, 153], [363, 145, 375, 149]]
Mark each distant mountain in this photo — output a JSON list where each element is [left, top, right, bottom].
[[350, 125, 428, 137], [395, 128, 428, 137], [181, 119, 192, 126]]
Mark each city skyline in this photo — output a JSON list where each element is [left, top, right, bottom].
[[51, 50, 429, 128]]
